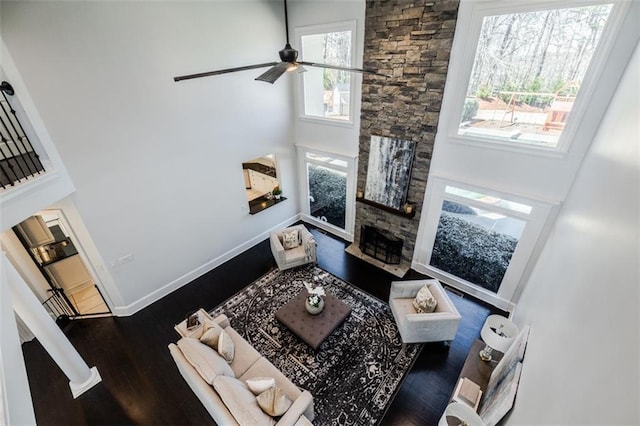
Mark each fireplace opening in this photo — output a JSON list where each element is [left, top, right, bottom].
[[359, 225, 403, 264]]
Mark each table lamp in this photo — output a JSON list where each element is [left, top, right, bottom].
[[479, 314, 518, 361], [438, 402, 484, 426]]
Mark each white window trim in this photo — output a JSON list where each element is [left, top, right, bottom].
[[442, 0, 632, 157], [294, 20, 357, 127], [296, 145, 357, 242], [412, 176, 559, 311]]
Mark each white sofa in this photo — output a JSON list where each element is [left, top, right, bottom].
[[169, 309, 314, 425], [389, 279, 462, 344], [270, 225, 316, 271]]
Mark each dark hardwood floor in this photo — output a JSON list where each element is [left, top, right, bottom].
[[21, 225, 503, 426]]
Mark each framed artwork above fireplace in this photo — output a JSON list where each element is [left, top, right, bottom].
[[364, 136, 416, 210]]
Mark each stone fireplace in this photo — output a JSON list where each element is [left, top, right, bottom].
[[349, 0, 459, 276]]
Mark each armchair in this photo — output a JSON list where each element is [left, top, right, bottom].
[[270, 225, 317, 270], [389, 279, 461, 344]]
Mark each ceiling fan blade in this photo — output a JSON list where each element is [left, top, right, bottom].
[[174, 62, 279, 82], [298, 61, 388, 77], [254, 62, 291, 84]]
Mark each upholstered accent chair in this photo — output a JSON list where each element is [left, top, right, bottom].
[[389, 279, 462, 344], [270, 225, 317, 270]]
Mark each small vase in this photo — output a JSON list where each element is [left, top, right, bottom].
[[305, 296, 324, 315]]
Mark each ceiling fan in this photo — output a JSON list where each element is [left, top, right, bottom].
[[173, 0, 384, 84]]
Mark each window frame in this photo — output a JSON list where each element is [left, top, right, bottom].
[[296, 145, 357, 241], [443, 0, 631, 156], [414, 177, 559, 311], [294, 20, 357, 127]]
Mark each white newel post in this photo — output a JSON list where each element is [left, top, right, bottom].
[[4, 253, 101, 398]]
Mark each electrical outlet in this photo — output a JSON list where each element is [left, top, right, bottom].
[[111, 254, 134, 268]]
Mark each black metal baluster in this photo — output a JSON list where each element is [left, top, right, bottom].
[[0, 97, 39, 177], [1, 92, 44, 174], [0, 107, 30, 180], [0, 128, 22, 185]]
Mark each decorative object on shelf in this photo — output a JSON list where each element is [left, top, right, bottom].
[[304, 281, 325, 315], [438, 402, 485, 426], [364, 135, 416, 210], [272, 186, 282, 200], [452, 377, 483, 410], [479, 315, 519, 362]]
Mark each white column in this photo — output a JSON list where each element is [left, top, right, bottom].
[[4, 253, 101, 398], [1, 257, 36, 425]]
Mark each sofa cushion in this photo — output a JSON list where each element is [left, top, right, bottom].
[[224, 327, 262, 378], [177, 338, 234, 384], [217, 329, 235, 363], [413, 284, 437, 313], [283, 246, 306, 263], [281, 229, 300, 249], [213, 375, 276, 426], [246, 377, 276, 395], [257, 386, 292, 417]]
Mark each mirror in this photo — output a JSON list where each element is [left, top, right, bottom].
[[242, 154, 283, 214]]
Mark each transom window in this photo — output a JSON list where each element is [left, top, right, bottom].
[[296, 21, 356, 124]]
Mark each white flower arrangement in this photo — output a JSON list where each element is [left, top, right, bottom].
[[304, 281, 325, 307]]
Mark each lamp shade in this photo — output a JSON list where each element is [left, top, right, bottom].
[[480, 315, 519, 353], [438, 402, 485, 426]]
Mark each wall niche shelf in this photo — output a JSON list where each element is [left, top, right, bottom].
[[249, 196, 286, 215], [355, 196, 416, 219]]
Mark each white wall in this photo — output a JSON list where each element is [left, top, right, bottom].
[[508, 41, 639, 425], [1, 1, 298, 312]]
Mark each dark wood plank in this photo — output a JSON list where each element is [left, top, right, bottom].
[[21, 223, 505, 426]]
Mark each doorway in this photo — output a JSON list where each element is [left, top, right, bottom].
[[12, 210, 111, 319]]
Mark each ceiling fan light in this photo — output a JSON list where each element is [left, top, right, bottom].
[[286, 63, 298, 72]]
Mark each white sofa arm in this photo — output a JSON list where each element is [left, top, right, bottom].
[[270, 232, 286, 264], [276, 390, 314, 426]]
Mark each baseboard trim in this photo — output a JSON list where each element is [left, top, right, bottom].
[[112, 214, 301, 316]]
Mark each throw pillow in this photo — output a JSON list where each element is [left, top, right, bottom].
[[200, 322, 224, 350], [246, 377, 276, 395], [217, 329, 235, 363], [281, 229, 300, 250], [256, 387, 293, 417], [413, 284, 438, 313], [176, 337, 234, 384], [213, 376, 276, 426]]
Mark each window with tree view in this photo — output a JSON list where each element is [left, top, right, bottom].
[[300, 28, 353, 121], [459, 4, 612, 147]]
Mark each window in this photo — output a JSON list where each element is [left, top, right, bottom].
[[415, 178, 557, 309], [452, 1, 624, 151], [296, 21, 356, 123], [430, 186, 529, 293], [297, 147, 356, 241]]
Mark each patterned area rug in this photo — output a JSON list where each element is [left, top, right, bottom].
[[209, 265, 422, 425]]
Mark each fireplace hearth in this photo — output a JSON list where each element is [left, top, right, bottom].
[[359, 225, 403, 265]]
